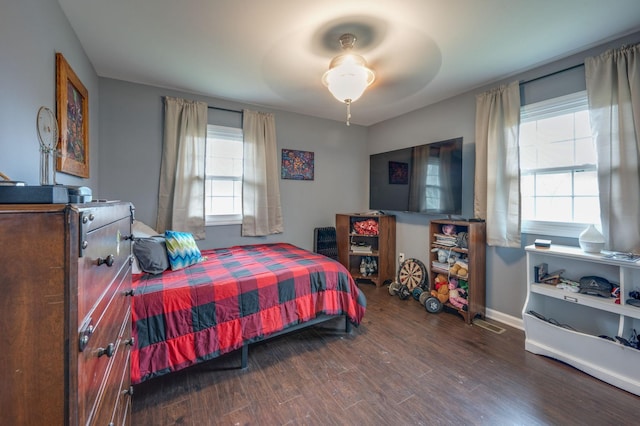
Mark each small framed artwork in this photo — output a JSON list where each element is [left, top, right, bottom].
[[281, 149, 314, 180], [389, 161, 408, 184], [56, 52, 89, 178]]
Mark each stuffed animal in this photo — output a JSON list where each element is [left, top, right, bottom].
[[432, 248, 460, 265], [431, 283, 449, 304], [434, 273, 448, 290], [448, 279, 468, 310], [442, 224, 457, 236]]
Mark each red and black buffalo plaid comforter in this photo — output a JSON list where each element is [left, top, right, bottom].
[[131, 243, 366, 384]]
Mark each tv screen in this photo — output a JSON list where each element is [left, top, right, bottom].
[[369, 137, 463, 215]]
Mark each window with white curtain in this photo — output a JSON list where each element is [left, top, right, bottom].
[[519, 91, 601, 237], [205, 124, 243, 225]]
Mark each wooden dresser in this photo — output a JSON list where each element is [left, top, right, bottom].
[[0, 202, 134, 425]]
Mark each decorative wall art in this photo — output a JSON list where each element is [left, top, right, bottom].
[[56, 52, 89, 178], [281, 149, 314, 180], [388, 161, 408, 184]]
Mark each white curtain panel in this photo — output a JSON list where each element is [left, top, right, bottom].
[[241, 109, 284, 236], [474, 81, 521, 247], [156, 96, 207, 239], [585, 43, 640, 252]]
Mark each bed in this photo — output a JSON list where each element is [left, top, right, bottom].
[[130, 242, 366, 384]]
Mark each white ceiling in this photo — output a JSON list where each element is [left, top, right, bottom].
[[57, 0, 640, 126]]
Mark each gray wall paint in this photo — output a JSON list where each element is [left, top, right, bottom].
[[0, 0, 99, 189], [98, 78, 368, 251], [368, 31, 640, 320], [2, 0, 639, 323]]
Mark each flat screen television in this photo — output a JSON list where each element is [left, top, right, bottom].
[[369, 137, 463, 215]]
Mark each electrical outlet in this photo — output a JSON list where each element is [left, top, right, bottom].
[[399, 252, 405, 264]]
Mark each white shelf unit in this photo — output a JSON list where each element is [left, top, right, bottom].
[[523, 244, 640, 396]]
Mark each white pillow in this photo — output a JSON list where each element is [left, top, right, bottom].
[[132, 220, 160, 237], [131, 220, 161, 274]]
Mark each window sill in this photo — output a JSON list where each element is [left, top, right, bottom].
[[206, 214, 242, 226], [521, 220, 599, 239]]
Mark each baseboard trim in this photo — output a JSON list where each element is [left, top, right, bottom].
[[485, 308, 523, 331]]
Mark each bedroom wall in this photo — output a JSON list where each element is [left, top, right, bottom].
[[0, 0, 100, 190], [368, 30, 640, 326], [98, 78, 369, 251]]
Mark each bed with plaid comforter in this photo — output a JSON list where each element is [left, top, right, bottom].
[[131, 243, 366, 384]]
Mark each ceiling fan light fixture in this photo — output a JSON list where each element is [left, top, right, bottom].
[[322, 34, 375, 125]]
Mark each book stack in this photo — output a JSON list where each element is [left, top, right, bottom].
[[433, 233, 457, 247], [351, 243, 373, 254], [431, 260, 450, 271]]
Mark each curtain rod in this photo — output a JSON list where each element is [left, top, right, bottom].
[[520, 63, 584, 86], [208, 105, 243, 114]]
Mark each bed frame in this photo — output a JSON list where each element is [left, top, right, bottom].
[[238, 314, 352, 368]]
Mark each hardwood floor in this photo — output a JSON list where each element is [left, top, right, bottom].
[[132, 282, 640, 425]]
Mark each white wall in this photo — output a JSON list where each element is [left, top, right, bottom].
[[98, 78, 369, 252], [368, 31, 640, 322], [0, 0, 99, 189]]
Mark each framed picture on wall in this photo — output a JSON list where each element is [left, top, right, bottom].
[[281, 149, 314, 180], [56, 52, 89, 178]]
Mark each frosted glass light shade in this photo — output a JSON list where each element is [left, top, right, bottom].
[[322, 53, 375, 103]]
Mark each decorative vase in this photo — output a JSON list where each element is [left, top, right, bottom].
[[579, 224, 605, 253]]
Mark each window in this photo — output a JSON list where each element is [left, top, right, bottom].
[[519, 91, 600, 237], [205, 125, 243, 225]]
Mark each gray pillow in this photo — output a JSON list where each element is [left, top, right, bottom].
[[133, 236, 169, 274]]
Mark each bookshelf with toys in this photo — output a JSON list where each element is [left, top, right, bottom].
[[336, 213, 396, 287], [428, 219, 486, 324]]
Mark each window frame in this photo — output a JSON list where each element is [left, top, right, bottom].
[[205, 124, 243, 226], [519, 90, 600, 238]]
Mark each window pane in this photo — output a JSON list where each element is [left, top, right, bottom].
[[519, 91, 600, 230], [540, 140, 574, 168], [537, 115, 574, 142], [536, 173, 571, 196], [574, 110, 591, 138], [574, 170, 598, 196], [574, 197, 601, 224], [536, 197, 572, 222], [521, 174, 534, 197], [206, 125, 243, 223], [209, 197, 236, 215], [520, 145, 537, 170], [521, 196, 535, 220], [575, 137, 596, 164]]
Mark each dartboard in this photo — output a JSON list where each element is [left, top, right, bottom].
[[397, 258, 427, 290]]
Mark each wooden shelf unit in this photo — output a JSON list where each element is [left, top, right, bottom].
[[428, 219, 486, 324], [336, 213, 396, 287]]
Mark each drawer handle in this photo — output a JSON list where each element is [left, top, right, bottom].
[[78, 322, 94, 352], [125, 337, 135, 347], [82, 213, 95, 224], [122, 386, 134, 396], [124, 289, 135, 297], [97, 254, 115, 267], [97, 343, 115, 358]]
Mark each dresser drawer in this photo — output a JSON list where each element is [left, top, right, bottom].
[[94, 341, 132, 426], [91, 309, 132, 426], [78, 215, 132, 322], [77, 203, 133, 236], [78, 264, 132, 425]]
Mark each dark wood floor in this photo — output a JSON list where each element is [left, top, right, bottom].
[[132, 282, 640, 425]]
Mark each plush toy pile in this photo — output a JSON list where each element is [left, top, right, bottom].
[[352, 219, 379, 235], [429, 273, 469, 311]]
